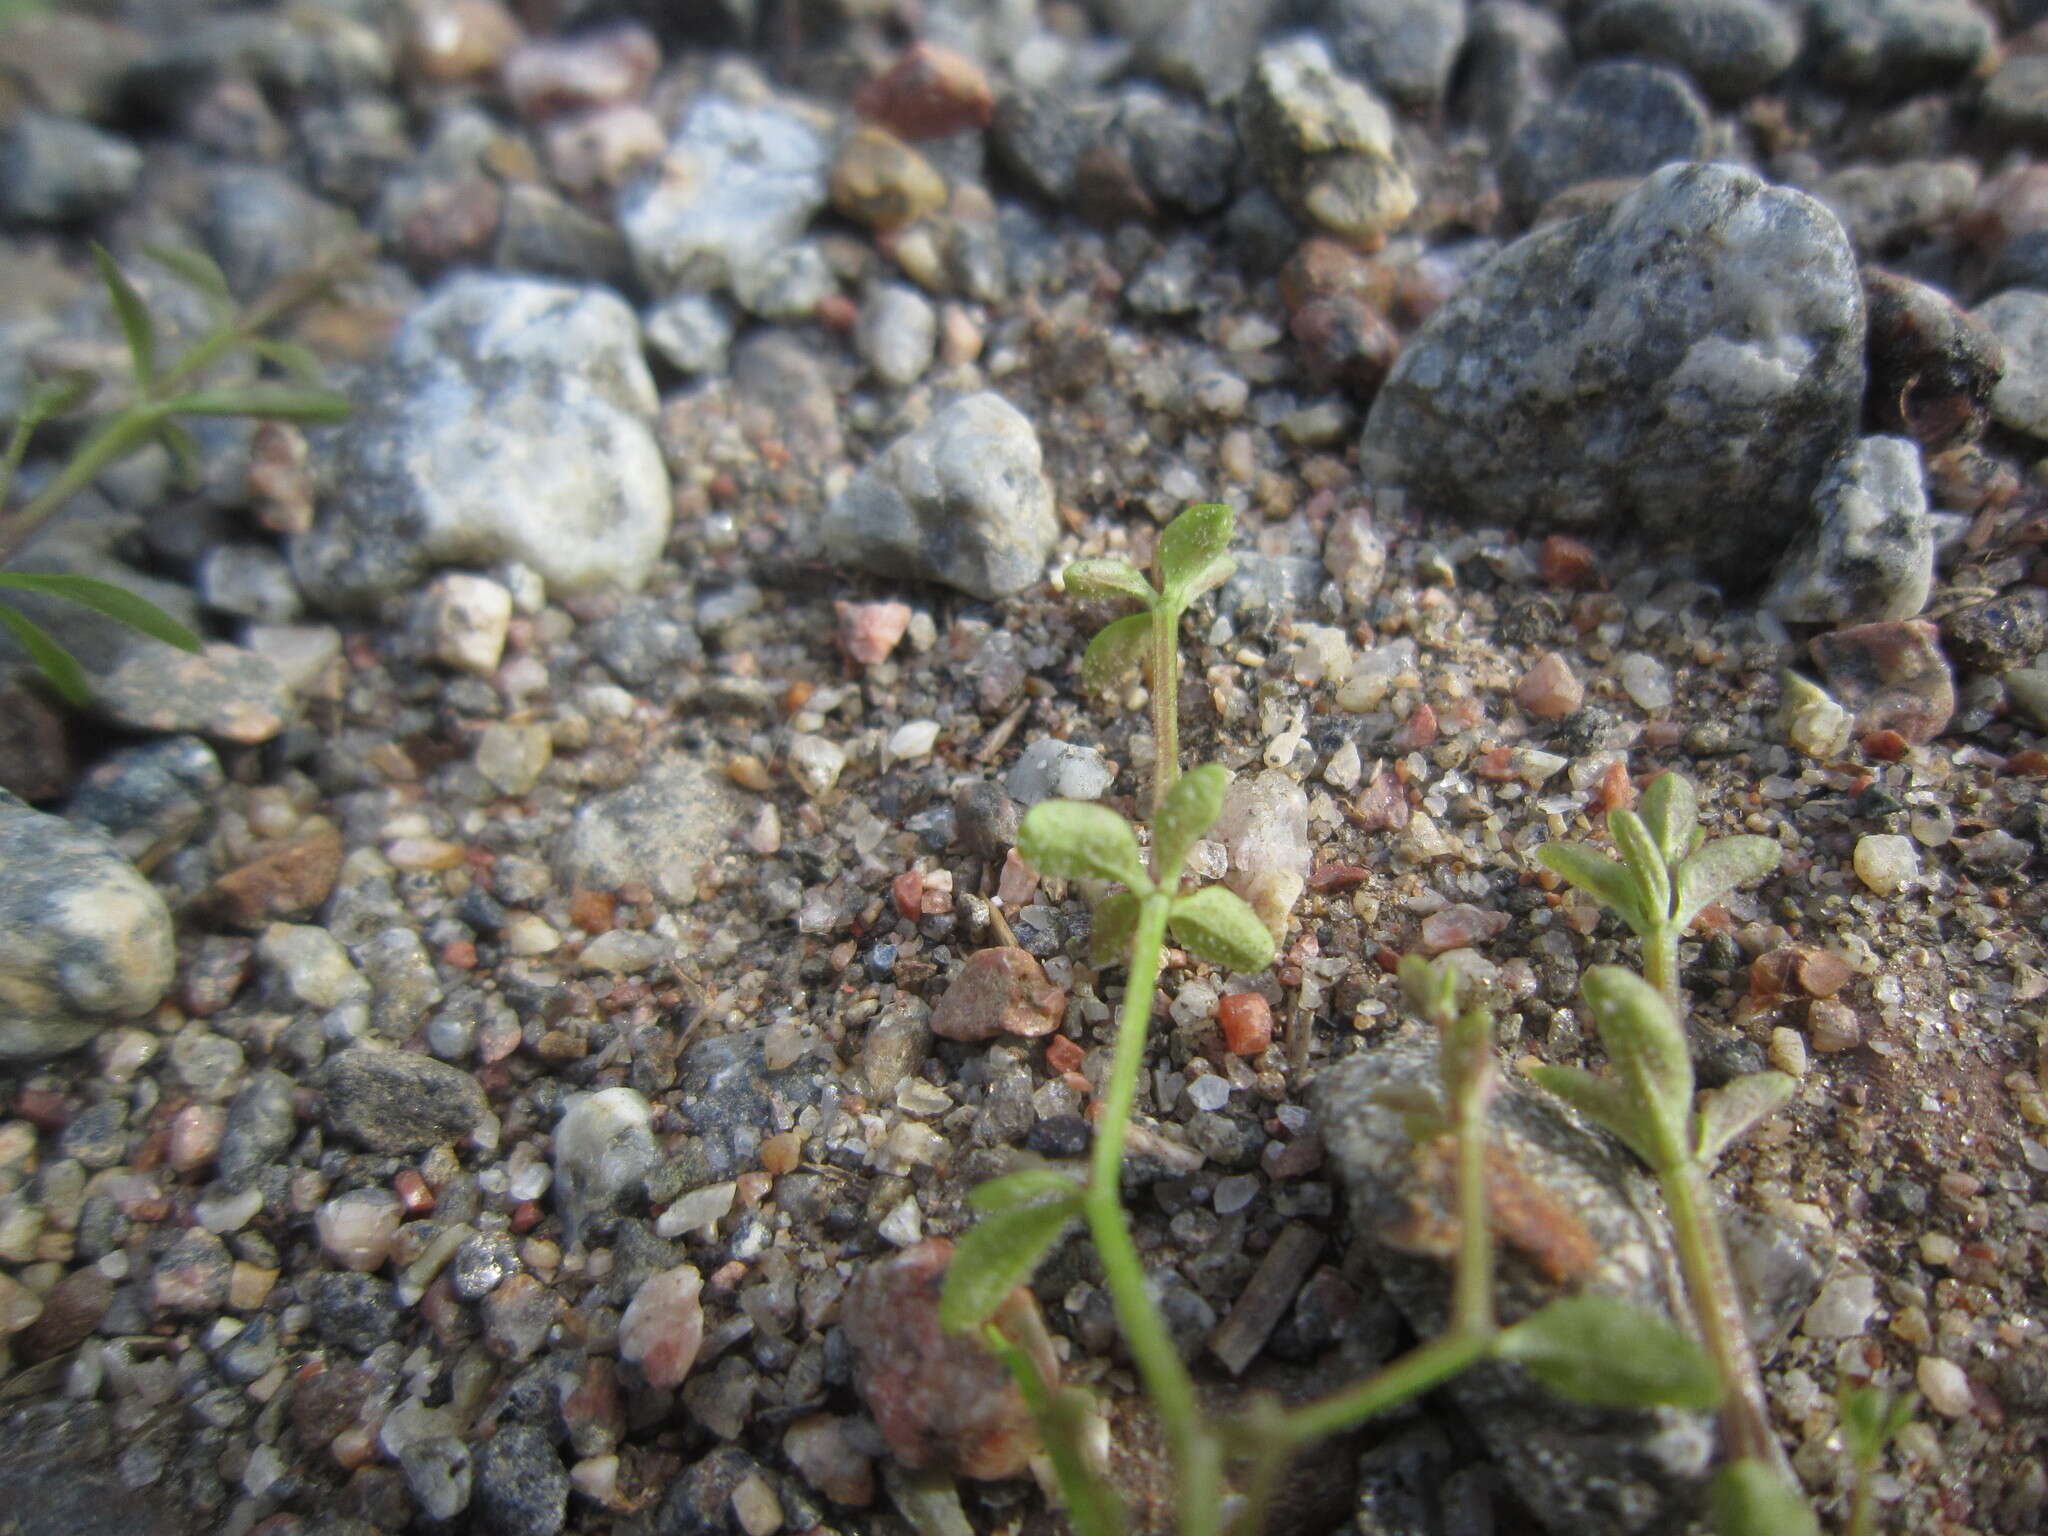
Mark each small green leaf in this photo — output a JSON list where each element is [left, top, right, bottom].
[[1168, 885, 1275, 973], [1694, 1071, 1795, 1169], [1152, 762, 1227, 884], [247, 335, 327, 384], [939, 1198, 1082, 1333], [20, 370, 97, 425], [1497, 1295, 1722, 1410], [1672, 836, 1782, 931], [1527, 1064, 1658, 1165], [92, 243, 156, 389], [1839, 1384, 1916, 1471], [969, 1168, 1086, 1214], [1638, 773, 1698, 869], [1578, 966, 1693, 1168], [1708, 1458, 1822, 1536], [1156, 503, 1236, 605], [158, 418, 204, 489], [1609, 809, 1673, 926], [0, 573, 202, 654], [1088, 889, 1141, 968], [1062, 558, 1157, 606], [1536, 842, 1648, 935], [0, 602, 90, 706], [1398, 953, 1460, 1025], [1081, 611, 1154, 696], [165, 384, 352, 423], [1018, 800, 1151, 892], [145, 243, 233, 305]]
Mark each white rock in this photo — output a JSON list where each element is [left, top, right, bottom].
[[787, 735, 847, 797], [1853, 833, 1919, 896], [316, 1188, 403, 1271], [553, 1087, 658, 1248], [1916, 1354, 1974, 1418], [619, 1263, 704, 1388], [1801, 1272, 1877, 1338]]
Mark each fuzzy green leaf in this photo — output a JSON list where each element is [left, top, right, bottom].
[[1153, 762, 1227, 884], [1535, 842, 1647, 934], [158, 418, 204, 489], [1672, 836, 1781, 932], [969, 1168, 1087, 1215], [247, 335, 326, 385], [1156, 503, 1236, 605], [1062, 558, 1157, 607], [1694, 1071, 1795, 1169], [1578, 966, 1693, 1167], [1169, 885, 1275, 974], [1497, 1295, 1722, 1410], [1088, 890, 1142, 968], [1081, 611, 1154, 695], [0, 573, 202, 654], [166, 385, 352, 423], [0, 602, 89, 705], [92, 243, 156, 389], [1527, 1064, 1658, 1166], [1609, 809, 1673, 926], [1019, 800, 1151, 892], [938, 1196, 1082, 1333], [145, 243, 233, 305], [1839, 1385, 1916, 1470], [1638, 773, 1698, 869], [1398, 953, 1460, 1025], [1708, 1459, 1821, 1536]]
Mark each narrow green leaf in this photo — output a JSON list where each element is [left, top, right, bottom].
[[1694, 1071, 1795, 1169], [1062, 558, 1157, 606], [1672, 836, 1781, 932], [1708, 1458, 1822, 1536], [1168, 885, 1276, 974], [164, 385, 352, 423], [1609, 809, 1673, 925], [1156, 503, 1236, 604], [1839, 1385, 1915, 1470], [1535, 842, 1648, 934], [0, 602, 90, 706], [1527, 1064, 1657, 1165], [1638, 773, 1698, 869], [1018, 800, 1151, 892], [19, 370, 96, 426], [1088, 890, 1142, 968], [1497, 1295, 1722, 1410], [145, 243, 233, 305], [1579, 966, 1693, 1166], [968, 1169, 1085, 1215], [1398, 953, 1460, 1025], [0, 573, 201, 653], [1081, 611, 1155, 696], [157, 418, 204, 489], [938, 1200, 1081, 1333], [92, 243, 156, 389], [1153, 762, 1227, 884], [247, 335, 327, 384]]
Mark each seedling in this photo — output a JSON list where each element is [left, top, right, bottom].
[[1061, 503, 1236, 814], [1839, 1384, 1916, 1536], [0, 242, 353, 703]]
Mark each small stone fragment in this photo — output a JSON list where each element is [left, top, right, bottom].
[[784, 1414, 875, 1506], [619, 1264, 703, 1388], [853, 43, 993, 139], [835, 600, 912, 667], [553, 1086, 658, 1248], [1809, 619, 1954, 744], [1516, 651, 1583, 718], [423, 573, 514, 675], [1218, 993, 1275, 1055], [1853, 833, 1919, 896], [317, 1188, 405, 1272], [1917, 1354, 1975, 1418], [931, 948, 1066, 1041]]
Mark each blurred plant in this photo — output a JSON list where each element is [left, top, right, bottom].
[[1839, 1383, 1916, 1536], [0, 242, 352, 703]]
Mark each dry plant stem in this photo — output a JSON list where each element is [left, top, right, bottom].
[[1089, 891, 1222, 1536]]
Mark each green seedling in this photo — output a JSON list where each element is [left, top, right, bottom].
[[0, 242, 353, 703], [1839, 1384, 1916, 1536], [1061, 503, 1236, 815]]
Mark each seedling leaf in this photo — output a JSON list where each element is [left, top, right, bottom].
[[969, 1168, 1087, 1215], [1708, 1458, 1822, 1536], [1153, 762, 1227, 883], [248, 336, 326, 384], [1609, 809, 1672, 924], [1018, 800, 1151, 892], [1672, 836, 1781, 931], [0, 573, 202, 653], [19, 371, 96, 427], [1638, 773, 1698, 869], [92, 243, 156, 389], [939, 1196, 1082, 1333], [1694, 1071, 1795, 1169], [158, 418, 204, 489], [0, 602, 89, 705], [1156, 503, 1236, 605], [1168, 885, 1275, 974], [1579, 966, 1693, 1166], [1498, 1294, 1722, 1409], [1062, 558, 1156, 606], [1839, 1385, 1916, 1469], [167, 384, 352, 423], [1535, 842, 1646, 934], [1527, 1064, 1657, 1165], [145, 243, 232, 305], [1081, 611, 1153, 695], [1398, 953, 1460, 1026], [1088, 890, 1141, 968]]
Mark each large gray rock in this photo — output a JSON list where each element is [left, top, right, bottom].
[[1764, 436, 1932, 624], [0, 112, 141, 224], [555, 751, 748, 900], [1359, 162, 1864, 585], [1498, 61, 1712, 224], [0, 790, 174, 1059], [821, 392, 1059, 600], [1236, 36, 1416, 245], [1972, 289, 2048, 441], [293, 273, 669, 609], [618, 94, 831, 296], [1572, 0, 1799, 104]]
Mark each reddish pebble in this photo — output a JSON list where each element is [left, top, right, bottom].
[[510, 1200, 542, 1233], [1594, 760, 1635, 814], [837, 599, 914, 668], [1417, 903, 1511, 955], [1045, 1034, 1085, 1074], [1860, 728, 1911, 761], [14, 1089, 69, 1133], [1308, 863, 1372, 890], [441, 940, 477, 969], [1260, 1132, 1324, 1179], [1352, 764, 1411, 831], [1809, 620, 1955, 746], [395, 1169, 436, 1215], [2006, 749, 2048, 775], [1538, 534, 1601, 589], [930, 947, 1066, 1041], [852, 43, 994, 139], [997, 847, 1039, 908], [168, 1102, 227, 1173], [1515, 652, 1584, 718], [501, 23, 659, 121], [816, 292, 859, 331], [892, 870, 925, 921], [1475, 745, 1517, 780], [618, 1263, 703, 1389], [1396, 702, 1438, 750], [1218, 993, 1274, 1055], [569, 889, 615, 933]]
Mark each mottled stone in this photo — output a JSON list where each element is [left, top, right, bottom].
[[1972, 290, 2048, 441], [1236, 37, 1415, 245], [1499, 62, 1711, 225], [930, 948, 1066, 1041], [555, 752, 746, 900], [1573, 0, 1798, 104], [318, 1047, 489, 1153], [1763, 437, 1932, 625], [91, 642, 292, 744], [1809, 619, 1954, 744]]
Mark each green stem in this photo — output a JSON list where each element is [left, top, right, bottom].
[[1088, 890, 1215, 1536], [1846, 1470, 1874, 1536], [1149, 604, 1180, 816], [1643, 920, 1682, 1018], [0, 403, 171, 564], [1273, 1328, 1494, 1448], [1450, 1053, 1496, 1336]]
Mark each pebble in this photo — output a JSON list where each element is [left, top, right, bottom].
[[259, 922, 368, 1011], [619, 1264, 704, 1388], [834, 600, 912, 667], [90, 641, 293, 745], [501, 23, 658, 121], [930, 947, 1066, 1041], [644, 292, 735, 376], [857, 283, 939, 387], [1972, 289, 2048, 441], [886, 719, 941, 763], [830, 125, 948, 233], [1853, 833, 1920, 896], [404, 0, 522, 83], [1806, 998, 1864, 1053], [197, 543, 302, 624], [822, 392, 1059, 601], [555, 752, 749, 900], [316, 1188, 404, 1271], [1218, 993, 1275, 1055], [422, 573, 513, 675], [1940, 589, 2048, 675], [475, 1423, 569, 1536], [1236, 37, 1415, 246], [1763, 436, 1933, 625], [400, 1435, 474, 1522], [1572, 0, 1797, 104], [786, 736, 847, 798], [1006, 738, 1112, 805], [1323, 0, 1468, 111], [1809, 619, 1955, 744], [476, 721, 553, 796], [1807, 0, 1993, 98], [783, 1415, 874, 1507], [64, 734, 223, 869], [318, 1047, 489, 1154], [0, 110, 141, 223], [152, 1227, 233, 1317], [1917, 1354, 1975, 1418], [1500, 61, 1710, 224], [853, 42, 993, 140], [553, 1087, 658, 1248], [1516, 652, 1584, 718]]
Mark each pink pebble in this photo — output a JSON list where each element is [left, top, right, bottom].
[[168, 1102, 227, 1173], [835, 600, 913, 667], [1515, 652, 1584, 719], [619, 1264, 703, 1388]]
